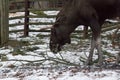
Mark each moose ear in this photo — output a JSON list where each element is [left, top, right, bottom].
[[55, 16, 66, 23], [56, 17, 61, 22]]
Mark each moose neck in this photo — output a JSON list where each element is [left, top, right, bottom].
[[67, 24, 79, 35], [56, 23, 78, 38], [65, 18, 80, 35]]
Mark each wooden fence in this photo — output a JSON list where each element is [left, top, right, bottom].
[[9, 0, 61, 36]]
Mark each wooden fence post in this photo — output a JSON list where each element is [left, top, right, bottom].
[[0, 0, 9, 46], [24, 0, 30, 36]]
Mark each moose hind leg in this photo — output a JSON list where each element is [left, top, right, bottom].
[[87, 37, 96, 65], [88, 18, 103, 66], [96, 36, 103, 65], [88, 33, 103, 66]]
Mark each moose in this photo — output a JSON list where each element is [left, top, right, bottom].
[[49, 0, 120, 66]]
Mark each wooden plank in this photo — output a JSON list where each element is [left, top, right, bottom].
[[9, 22, 53, 27], [10, 0, 59, 3], [0, 0, 9, 46], [9, 16, 25, 20], [102, 24, 120, 32], [9, 8, 60, 13], [28, 15, 56, 18], [29, 8, 61, 11], [9, 15, 56, 20]]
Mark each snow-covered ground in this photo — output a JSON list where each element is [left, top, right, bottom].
[[0, 11, 120, 80]]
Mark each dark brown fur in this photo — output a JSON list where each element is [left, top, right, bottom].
[[50, 0, 120, 65]]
